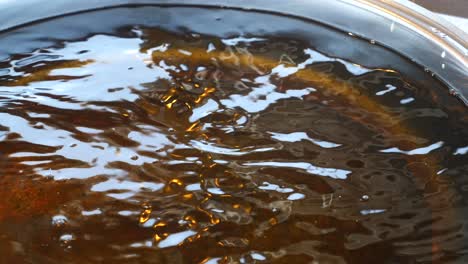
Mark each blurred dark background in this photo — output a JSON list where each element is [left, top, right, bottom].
[[413, 0, 468, 18]]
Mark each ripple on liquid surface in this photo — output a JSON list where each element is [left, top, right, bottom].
[[0, 12, 468, 264]]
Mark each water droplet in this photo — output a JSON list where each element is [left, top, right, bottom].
[[431, 27, 448, 38], [348, 32, 354, 36], [361, 195, 369, 201]]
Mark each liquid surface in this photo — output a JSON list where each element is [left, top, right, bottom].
[[1, 11, 468, 264]]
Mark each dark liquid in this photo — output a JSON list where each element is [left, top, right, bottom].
[[1, 7, 468, 264]]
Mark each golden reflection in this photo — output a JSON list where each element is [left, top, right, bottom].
[[184, 102, 193, 110], [209, 217, 220, 225], [199, 257, 210, 264], [150, 43, 447, 197], [139, 207, 152, 224], [169, 178, 183, 186], [186, 121, 201, 132], [194, 87, 216, 104], [154, 222, 166, 228], [183, 193, 194, 200], [154, 234, 163, 242], [184, 215, 198, 228], [0, 60, 93, 86], [143, 42, 453, 258], [149, 44, 415, 153], [269, 217, 278, 226], [1, 16, 465, 264], [135, 50, 452, 260], [214, 178, 221, 187], [165, 99, 178, 109], [244, 205, 252, 214]]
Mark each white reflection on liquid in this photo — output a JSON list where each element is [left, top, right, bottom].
[[91, 179, 164, 200], [243, 161, 351, 179], [380, 141, 444, 155], [454, 146, 468, 155], [269, 131, 341, 149], [157, 230, 197, 248]]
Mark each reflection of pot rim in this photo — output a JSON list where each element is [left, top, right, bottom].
[[1, 0, 467, 105]]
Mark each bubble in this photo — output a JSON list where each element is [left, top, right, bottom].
[[52, 215, 68, 227], [59, 234, 75, 247]]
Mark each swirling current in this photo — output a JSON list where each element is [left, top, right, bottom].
[[0, 9, 468, 264]]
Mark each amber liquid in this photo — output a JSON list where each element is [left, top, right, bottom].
[[0, 7, 468, 264]]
